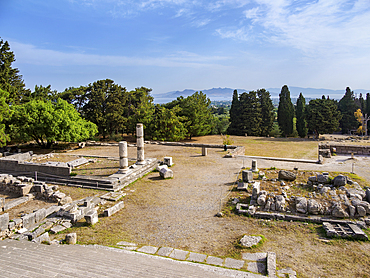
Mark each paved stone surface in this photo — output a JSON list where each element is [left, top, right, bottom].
[[224, 258, 245, 269], [248, 262, 267, 275], [187, 252, 207, 263], [206, 256, 224, 266], [157, 247, 173, 257], [0, 239, 265, 277], [169, 249, 189, 260], [137, 245, 158, 254], [242, 253, 267, 261]]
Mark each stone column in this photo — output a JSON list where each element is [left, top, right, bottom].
[[119, 141, 129, 172], [251, 160, 258, 172], [202, 147, 207, 156], [136, 123, 145, 165]]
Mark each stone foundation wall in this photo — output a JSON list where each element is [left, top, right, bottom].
[[319, 144, 370, 155], [0, 159, 71, 176]]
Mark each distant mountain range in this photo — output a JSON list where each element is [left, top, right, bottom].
[[152, 87, 370, 103]]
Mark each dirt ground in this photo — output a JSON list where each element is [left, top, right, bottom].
[[52, 136, 370, 278]]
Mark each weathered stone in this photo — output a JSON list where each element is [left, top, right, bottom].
[[65, 233, 77, 244], [242, 170, 253, 183], [34, 208, 46, 223], [50, 225, 67, 234], [159, 167, 173, 179], [307, 199, 320, 215], [247, 262, 266, 275], [251, 182, 260, 200], [250, 160, 258, 172], [264, 197, 273, 211], [333, 175, 347, 187], [295, 197, 308, 214], [84, 210, 98, 225], [169, 249, 189, 260], [21, 212, 36, 229], [352, 199, 370, 214], [317, 174, 330, 184], [357, 205, 367, 216], [206, 256, 223, 266], [332, 203, 349, 218], [32, 232, 50, 244], [237, 181, 248, 190], [267, 252, 276, 278], [347, 188, 366, 200], [157, 247, 173, 257], [257, 194, 267, 206], [59, 196, 73, 206], [349, 205, 356, 217], [366, 189, 370, 203], [242, 252, 267, 261], [187, 252, 207, 263], [224, 258, 245, 269], [0, 213, 9, 231], [137, 246, 158, 254], [278, 170, 296, 181], [163, 157, 173, 166], [240, 235, 262, 248], [275, 195, 286, 212], [103, 201, 124, 217]]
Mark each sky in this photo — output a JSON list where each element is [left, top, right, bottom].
[[1, 0, 370, 98]]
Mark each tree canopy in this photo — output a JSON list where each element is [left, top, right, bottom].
[[10, 98, 98, 148], [338, 87, 359, 134], [296, 93, 308, 138]]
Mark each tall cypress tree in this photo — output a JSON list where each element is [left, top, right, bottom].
[[338, 87, 358, 134], [277, 85, 294, 137], [257, 89, 274, 137], [227, 89, 241, 135], [296, 93, 308, 138], [239, 91, 262, 136]]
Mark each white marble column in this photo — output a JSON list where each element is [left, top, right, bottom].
[[119, 141, 129, 172], [136, 123, 145, 165]]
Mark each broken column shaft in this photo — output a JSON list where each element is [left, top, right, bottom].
[[119, 141, 128, 171], [136, 123, 145, 165]]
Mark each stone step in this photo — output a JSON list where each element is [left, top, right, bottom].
[[0, 240, 261, 278]]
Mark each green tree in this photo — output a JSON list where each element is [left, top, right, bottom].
[[296, 93, 308, 138], [150, 105, 187, 141], [10, 98, 97, 148], [0, 38, 30, 104], [239, 91, 262, 136], [338, 87, 359, 134], [306, 96, 342, 138], [277, 85, 295, 137], [227, 90, 241, 135], [59, 86, 87, 114], [257, 89, 274, 137], [0, 89, 12, 146]]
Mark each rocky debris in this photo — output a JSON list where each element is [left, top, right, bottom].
[[257, 192, 267, 206], [275, 195, 286, 212], [278, 170, 296, 181], [242, 170, 253, 183], [317, 173, 330, 184], [333, 175, 347, 187], [331, 202, 349, 218], [323, 222, 368, 240], [237, 181, 248, 190], [295, 197, 308, 214], [103, 201, 124, 217], [250, 182, 260, 205], [240, 235, 262, 247], [307, 199, 321, 215], [65, 233, 77, 244]]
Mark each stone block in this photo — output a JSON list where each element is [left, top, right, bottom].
[[206, 256, 223, 266], [33, 184, 44, 193], [19, 184, 33, 196], [0, 213, 9, 231], [137, 246, 158, 254], [169, 249, 189, 260], [35, 208, 46, 223], [4, 196, 29, 211], [157, 247, 174, 257], [50, 225, 66, 234], [201, 147, 207, 156], [242, 252, 267, 261], [224, 258, 244, 269], [247, 262, 266, 275], [163, 157, 173, 166], [267, 252, 276, 277], [242, 170, 253, 183], [65, 233, 77, 244], [187, 252, 207, 263], [240, 235, 262, 248], [333, 175, 347, 187], [45, 205, 61, 217], [237, 181, 248, 190], [278, 170, 296, 181], [21, 212, 36, 229], [103, 201, 124, 217], [84, 210, 98, 225]]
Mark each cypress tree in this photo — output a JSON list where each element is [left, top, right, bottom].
[[338, 87, 358, 134], [277, 85, 294, 137], [296, 93, 308, 138], [239, 91, 262, 136], [227, 89, 241, 135], [257, 89, 274, 137]]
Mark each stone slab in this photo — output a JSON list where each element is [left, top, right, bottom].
[[247, 262, 266, 275], [267, 252, 276, 278], [50, 225, 66, 234], [137, 246, 158, 254], [169, 249, 189, 260], [157, 247, 174, 257], [103, 201, 124, 217], [117, 241, 137, 247], [242, 252, 267, 261], [187, 252, 207, 263], [100, 192, 126, 202], [224, 258, 244, 269], [206, 256, 223, 266], [0, 213, 9, 231]]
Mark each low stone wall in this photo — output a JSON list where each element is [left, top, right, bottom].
[[319, 143, 370, 155]]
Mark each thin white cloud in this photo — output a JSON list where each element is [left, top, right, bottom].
[[10, 41, 229, 69]]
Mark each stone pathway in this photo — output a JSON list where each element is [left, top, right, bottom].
[[115, 241, 278, 277]]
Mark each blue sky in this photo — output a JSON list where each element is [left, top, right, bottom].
[[1, 0, 370, 97]]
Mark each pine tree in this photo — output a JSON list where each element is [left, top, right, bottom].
[[338, 87, 358, 134], [277, 85, 294, 137], [296, 93, 308, 138], [227, 90, 241, 135], [257, 89, 274, 137], [0, 38, 29, 104]]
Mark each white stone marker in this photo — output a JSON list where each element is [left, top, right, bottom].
[[119, 141, 129, 173]]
